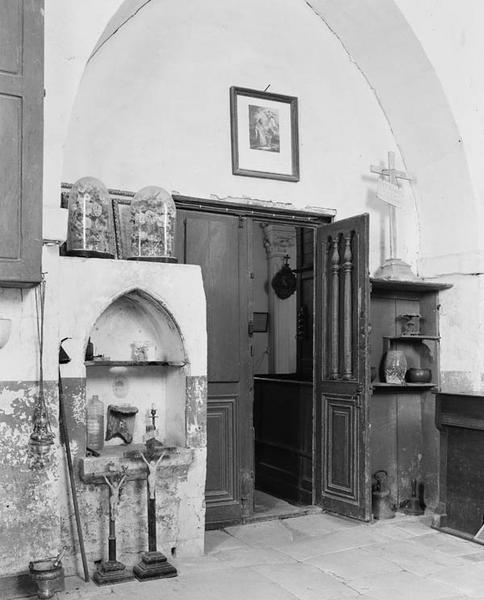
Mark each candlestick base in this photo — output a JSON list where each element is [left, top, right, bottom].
[[133, 551, 177, 581], [93, 560, 134, 586], [373, 258, 418, 281]]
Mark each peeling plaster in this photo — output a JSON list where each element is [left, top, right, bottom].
[[0, 381, 60, 574], [186, 376, 208, 448]]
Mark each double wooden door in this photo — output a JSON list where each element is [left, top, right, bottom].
[[177, 206, 371, 525]]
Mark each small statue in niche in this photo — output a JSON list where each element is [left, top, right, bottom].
[[105, 405, 139, 444]]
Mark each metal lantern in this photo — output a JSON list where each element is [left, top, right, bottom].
[[66, 177, 115, 258], [127, 186, 177, 262]]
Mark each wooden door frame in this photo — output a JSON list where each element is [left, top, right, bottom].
[[174, 198, 333, 517]]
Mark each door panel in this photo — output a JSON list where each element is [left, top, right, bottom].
[[0, 0, 43, 285], [315, 214, 371, 520], [205, 395, 236, 502], [177, 210, 252, 526]]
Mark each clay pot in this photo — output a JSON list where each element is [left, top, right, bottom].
[[406, 367, 432, 383]]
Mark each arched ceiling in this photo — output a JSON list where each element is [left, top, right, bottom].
[[82, 0, 479, 275]]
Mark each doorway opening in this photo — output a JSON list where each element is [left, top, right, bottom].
[[252, 223, 317, 519]]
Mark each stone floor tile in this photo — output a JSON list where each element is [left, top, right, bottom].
[[204, 529, 248, 554], [253, 562, 360, 600], [390, 515, 435, 536], [277, 527, 379, 561], [225, 518, 296, 547], [412, 532, 484, 556], [307, 545, 403, 581], [171, 553, 233, 575], [209, 545, 294, 568], [281, 513, 362, 540], [431, 563, 484, 598], [349, 570, 461, 600], [370, 539, 469, 576], [168, 566, 300, 600]]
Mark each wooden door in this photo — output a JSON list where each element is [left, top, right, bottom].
[[177, 210, 253, 527], [0, 0, 43, 286], [314, 214, 371, 520]]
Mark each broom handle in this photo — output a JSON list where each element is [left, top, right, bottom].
[[58, 371, 90, 582]]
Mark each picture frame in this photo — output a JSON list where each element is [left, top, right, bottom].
[[230, 86, 299, 182], [112, 197, 131, 259]]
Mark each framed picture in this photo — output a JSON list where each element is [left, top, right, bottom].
[[112, 197, 131, 259], [230, 86, 299, 182]]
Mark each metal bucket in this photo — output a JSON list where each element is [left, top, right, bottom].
[[29, 558, 65, 600]]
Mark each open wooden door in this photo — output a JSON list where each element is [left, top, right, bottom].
[[177, 210, 253, 528], [314, 214, 371, 521]]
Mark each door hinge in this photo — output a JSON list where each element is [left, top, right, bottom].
[[248, 321, 254, 337]]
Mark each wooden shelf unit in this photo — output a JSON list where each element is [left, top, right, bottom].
[[369, 277, 451, 509]]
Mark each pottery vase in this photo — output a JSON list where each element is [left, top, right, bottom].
[[383, 350, 407, 384]]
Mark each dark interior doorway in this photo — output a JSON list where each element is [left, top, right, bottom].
[[253, 225, 315, 509]]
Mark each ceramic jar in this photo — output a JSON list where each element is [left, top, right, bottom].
[[66, 177, 115, 258], [127, 186, 177, 262], [383, 349, 407, 384]]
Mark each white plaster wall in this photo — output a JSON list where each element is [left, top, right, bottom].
[[396, 0, 484, 261], [60, 0, 417, 274], [43, 0, 125, 210]]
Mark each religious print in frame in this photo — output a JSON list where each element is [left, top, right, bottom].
[[230, 87, 299, 182]]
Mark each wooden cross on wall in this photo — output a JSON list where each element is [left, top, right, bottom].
[[370, 151, 414, 259]]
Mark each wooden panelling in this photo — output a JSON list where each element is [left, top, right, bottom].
[[177, 209, 252, 527], [0, 0, 43, 285], [205, 396, 236, 502], [446, 428, 484, 535], [315, 214, 371, 521], [0, 95, 21, 259], [183, 212, 241, 383], [0, 2, 22, 75], [369, 395, 398, 501], [324, 394, 357, 499]]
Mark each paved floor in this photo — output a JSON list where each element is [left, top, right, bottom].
[[59, 512, 484, 600]]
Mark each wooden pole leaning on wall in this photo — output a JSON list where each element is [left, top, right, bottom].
[[58, 348, 90, 582]]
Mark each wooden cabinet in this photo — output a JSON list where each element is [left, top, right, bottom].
[[369, 278, 451, 508], [0, 1, 43, 286], [435, 392, 484, 539]]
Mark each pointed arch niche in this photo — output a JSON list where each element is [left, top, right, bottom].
[[86, 289, 187, 448], [56, 257, 207, 564]]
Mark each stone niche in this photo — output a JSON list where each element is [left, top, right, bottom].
[[57, 258, 207, 575]]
